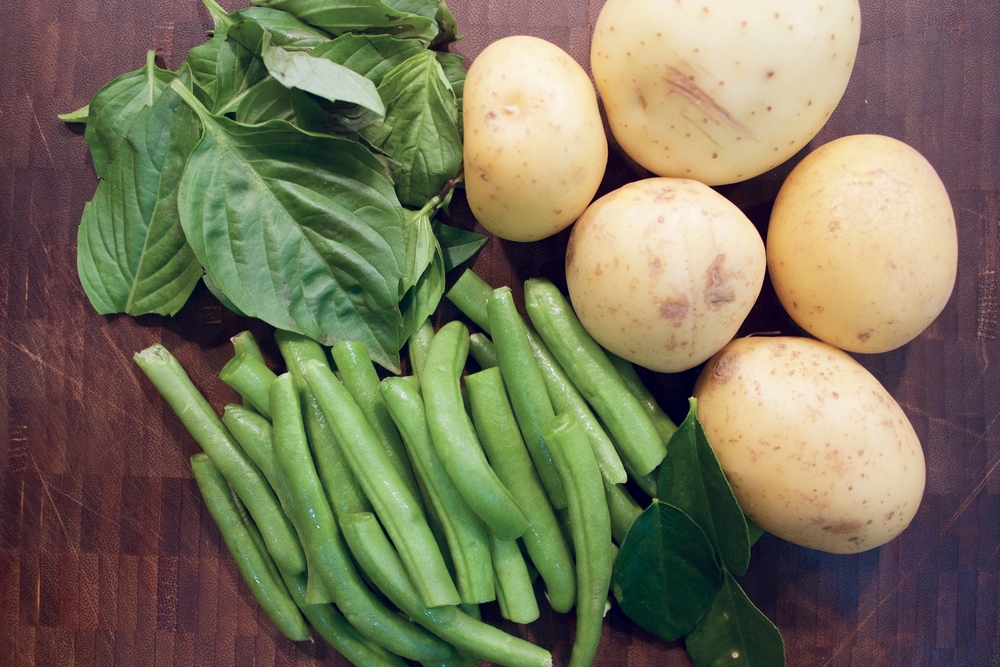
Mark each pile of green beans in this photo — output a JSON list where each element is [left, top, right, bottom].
[[133, 268, 677, 667]]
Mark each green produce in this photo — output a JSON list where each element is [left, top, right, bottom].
[[420, 320, 530, 540], [63, 0, 484, 372], [489, 532, 539, 624], [304, 360, 460, 608], [524, 278, 667, 476], [540, 413, 613, 667], [465, 367, 576, 614], [133, 344, 306, 577], [189, 453, 310, 642], [340, 511, 554, 667], [380, 375, 496, 606], [219, 351, 277, 418]]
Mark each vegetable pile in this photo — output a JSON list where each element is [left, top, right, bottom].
[[61, 0, 483, 373], [62, 0, 958, 665], [132, 266, 783, 667]]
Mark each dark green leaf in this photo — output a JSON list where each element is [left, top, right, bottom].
[[432, 0, 459, 46], [384, 0, 438, 20], [171, 80, 408, 372], [83, 51, 175, 179], [685, 572, 786, 667], [182, 28, 229, 109], [747, 517, 766, 546], [212, 34, 270, 114], [612, 500, 722, 642], [310, 33, 425, 85], [432, 220, 486, 272], [259, 33, 385, 117], [77, 72, 202, 316], [658, 398, 752, 576], [362, 50, 462, 207], [253, 0, 439, 43]]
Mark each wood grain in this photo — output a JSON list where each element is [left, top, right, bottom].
[[1, 0, 998, 665]]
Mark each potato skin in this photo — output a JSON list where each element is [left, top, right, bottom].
[[590, 0, 860, 185], [463, 36, 607, 242], [766, 134, 957, 353], [693, 336, 925, 554], [565, 177, 765, 373]]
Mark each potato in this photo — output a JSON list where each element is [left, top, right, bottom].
[[693, 336, 925, 554], [590, 0, 860, 185], [565, 177, 765, 373], [766, 134, 958, 353], [463, 36, 608, 242]]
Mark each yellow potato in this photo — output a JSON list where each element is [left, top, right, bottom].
[[591, 0, 860, 185], [766, 134, 958, 353], [694, 336, 926, 554], [565, 177, 765, 373], [463, 35, 608, 242]]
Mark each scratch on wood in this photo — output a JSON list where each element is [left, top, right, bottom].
[[26, 94, 55, 166]]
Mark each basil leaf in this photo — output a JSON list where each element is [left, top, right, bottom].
[[83, 51, 175, 179], [58, 104, 89, 123], [385, 0, 438, 20], [219, 76, 296, 124], [253, 0, 439, 44], [77, 72, 203, 316], [182, 28, 228, 109], [432, 0, 459, 47], [685, 572, 786, 667], [432, 220, 487, 272], [259, 33, 385, 117], [399, 207, 445, 340], [658, 398, 752, 576], [612, 500, 722, 642], [171, 80, 408, 372], [362, 50, 462, 207], [228, 7, 332, 50], [213, 33, 270, 114], [310, 33, 426, 84], [435, 51, 466, 136]]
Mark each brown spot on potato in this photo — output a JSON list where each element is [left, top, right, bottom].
[[822, 519, 863, 534], [711, 351, 740, 383], [705, 255, 736, 309], [659, 298, 689, 320]]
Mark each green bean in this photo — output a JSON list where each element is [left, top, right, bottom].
[[542, 413, 614, 667], [273, 330, 372, 518], [304, 361, 460, 609], [221, 404, 293, 510], [605, 481, 644, 545], [381, 376, 495, 605], [331, 340, 423, 507], [420, 321, 530, 541], [189, 453, 310, 642], [268, 373, 451, 661], [408, 317, 436, 380], [445, 269, 492, 332], [133, 344, 305, 576], [464, 367, 576, 614], [341, 512, 554, 667], [446, 270, 628, 485], [219, 351, 276, 418], [230, 330, 266, 364], [489, 534, 539, 624], [524, 278, 667, 476], [468, 332, 498, 370], [606, 351, 679, 444], [487, 286, 566, 508], [524, 329, 628, 485], [281, 571, 409, 667]]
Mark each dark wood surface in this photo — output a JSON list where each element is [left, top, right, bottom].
[[2, 0, 998, 665]]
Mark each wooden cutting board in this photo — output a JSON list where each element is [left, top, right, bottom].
[[2, 0, 997, 665]]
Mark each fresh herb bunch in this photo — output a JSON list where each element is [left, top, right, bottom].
[[61, 0, 484, 373]]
